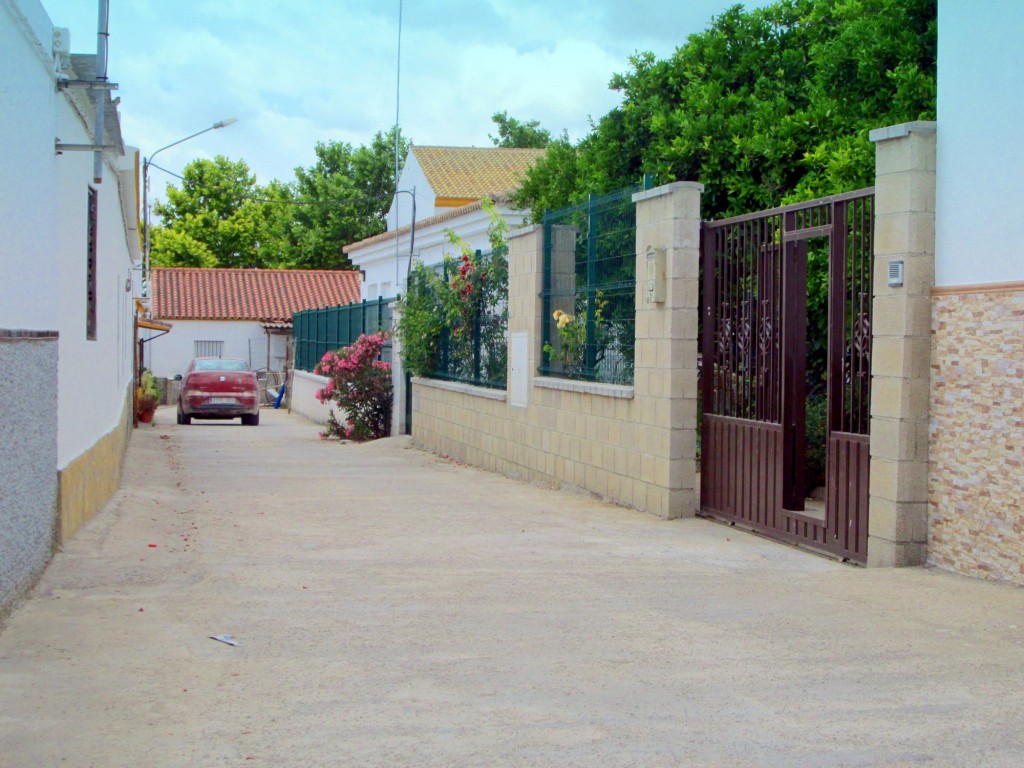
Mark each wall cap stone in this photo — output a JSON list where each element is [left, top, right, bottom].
[[869, 121, 937, 144], [533, 376, 634, 399], [293, 369, 330, 385], [412, 376, 508, 401], [0, 329, 59, 342], [931, 279, 1024, 297], [632, 181, 704, 204], [508, 223, 543, 240]]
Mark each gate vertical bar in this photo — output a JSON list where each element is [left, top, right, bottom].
[[781, 230, 807, 512], [700, 226, 716, 507]]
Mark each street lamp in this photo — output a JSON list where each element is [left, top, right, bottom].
[[142, 117, 238, 294], [393, 187, 416, 292]]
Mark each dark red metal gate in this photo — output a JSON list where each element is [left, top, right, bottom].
[[700, 189, 874, 563]]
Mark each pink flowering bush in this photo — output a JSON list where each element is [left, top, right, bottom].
[[314, 333, 393, 441]]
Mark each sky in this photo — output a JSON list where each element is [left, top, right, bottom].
[[42, 0, 771, 193]]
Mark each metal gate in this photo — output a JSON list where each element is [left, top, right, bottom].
[[700, 189, 874, 563]]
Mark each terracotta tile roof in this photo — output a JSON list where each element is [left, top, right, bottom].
[[151, 268, 361, 324], [413, 146, 545, 202]]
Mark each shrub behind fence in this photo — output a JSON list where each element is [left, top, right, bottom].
[[428, 249, 508, 389], [540, 181, 649, 385]]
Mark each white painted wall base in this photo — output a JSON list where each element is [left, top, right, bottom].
[[289, 369, 342, 426]]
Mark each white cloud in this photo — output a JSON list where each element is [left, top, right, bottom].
[[41, 0, 773, 185]]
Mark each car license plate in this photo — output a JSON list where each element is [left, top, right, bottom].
[[210, 397, 237, 405]]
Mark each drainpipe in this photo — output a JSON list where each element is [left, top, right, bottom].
[[92, 0, 110, 183]]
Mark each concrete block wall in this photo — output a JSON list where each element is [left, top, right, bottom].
[[0, 332, 59, 619], [412, 182, 702, 519], [867, 122, 937, 567]]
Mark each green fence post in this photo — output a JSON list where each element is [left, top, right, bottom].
[[585, 193, 598, 376], [473, 250, 483, 383]]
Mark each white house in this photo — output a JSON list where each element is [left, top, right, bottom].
[[349, 145, 545, 300], [147, 267, 361, 379], [1, 0, 140, 615], [339, 146, 543, 436], [924, 0, 1024, 584]]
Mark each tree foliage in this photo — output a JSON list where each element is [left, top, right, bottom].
[[269, 128, 410, 270], [514, 0, 937, 220], [150, 129, 410, 270], [489, 111, 552, 149], [150, 156, 274, 268]]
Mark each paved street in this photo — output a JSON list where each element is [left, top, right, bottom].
[[1, 407, 1023, 767]]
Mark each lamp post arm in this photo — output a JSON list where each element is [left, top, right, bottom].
[[141, 117, 237, 295], [145, 117, 238, 171]]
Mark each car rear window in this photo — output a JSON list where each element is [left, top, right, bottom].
[[194, 359, 249, 372]]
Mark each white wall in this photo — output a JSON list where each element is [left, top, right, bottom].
[[935, 0, 1024, 286], [145, 319, 281, 379], [289, 370, 343, 426], [386, 151, 435, 231], [353, 204, 529, 300], [0, 0, 137, 470], [0, 0, 59, 330], [54, 109, 138, 469]]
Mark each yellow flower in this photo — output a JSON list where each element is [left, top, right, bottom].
[[557, 313, 572, 330], [552, 310, 564, 320]]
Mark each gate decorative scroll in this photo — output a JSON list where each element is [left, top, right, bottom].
[[700, 189, 874, 563]]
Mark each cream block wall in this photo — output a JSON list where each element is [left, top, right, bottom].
[[411, 183, 702, 519], [867, 122, 937, 567]]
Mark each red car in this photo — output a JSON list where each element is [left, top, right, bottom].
[[177, 357, 260, 426]]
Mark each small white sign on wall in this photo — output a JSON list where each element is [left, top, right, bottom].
[[510, 331, 528, 408]]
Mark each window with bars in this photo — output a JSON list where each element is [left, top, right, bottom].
[[194, 340, 224, 358]]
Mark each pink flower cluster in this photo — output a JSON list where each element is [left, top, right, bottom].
[[313, 332, 393, 441]]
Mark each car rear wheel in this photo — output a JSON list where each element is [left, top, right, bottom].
[[177, 406, 191, 425], [242, 412, 260, 426]]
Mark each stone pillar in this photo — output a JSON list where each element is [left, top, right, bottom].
[[867, 121, 937, 567], [545, 224, 578, 374], [389, 300, 407, 436], [506, 224, 545, 406], [632, 182, 704, 518]]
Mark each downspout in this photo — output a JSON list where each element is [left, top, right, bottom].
[[92, 0, 110, 183]]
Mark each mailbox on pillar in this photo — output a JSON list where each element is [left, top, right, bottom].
[[645, 245, 666, 304]]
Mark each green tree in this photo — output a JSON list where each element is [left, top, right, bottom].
[[513, 0, 937, 220], [489, 111, 552, 149], [149, 156, 276, 268], [272, 128, 411, 270], [150, 129, 411, 270]]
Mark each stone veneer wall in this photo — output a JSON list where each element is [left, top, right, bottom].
[[928, 284, 1024, 585], [57, 385, 132, 544], [412, 183, 702, 519], [0, 331, 59, 620]]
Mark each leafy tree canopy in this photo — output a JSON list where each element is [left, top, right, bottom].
[[513, 0, 936, 221], [489, 111, 552, 149], [150, 128, 411, 270], [271, 128, 411, 270], [150, 156, 274, 269]]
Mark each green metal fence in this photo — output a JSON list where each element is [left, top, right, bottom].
[[293, 297, 395, 372], [539, 181, 648, 385], [428, 248, 508, 389]]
